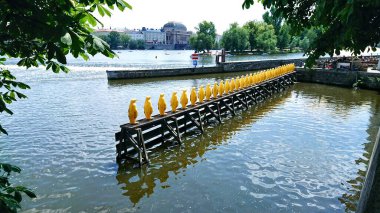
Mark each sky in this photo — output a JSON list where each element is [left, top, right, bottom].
[[95, 0, 266, 34]]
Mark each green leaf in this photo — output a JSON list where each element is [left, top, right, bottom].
[[61, 33, 72, 46], [55, 49, 67, 64], [86, 14, 97, 26], [60, 65, 70, 73], [79, 52, 89, 61], [97, 4, 105, 16], [118, 0, 132, 10], [3, 164, 11, 173], [0, 125, 7, 135], [103, 6, 112, 16], [17, 82, 30, 90], [93, 37, 105, 52], [10, 164, 21, 173], [9, 91, 15, 100], [14, 191, 22, 202], [23, 189, 37, 198], [15, 91, 27, 99]]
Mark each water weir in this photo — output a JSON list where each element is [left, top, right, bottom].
[[115, 65, 296, 166]]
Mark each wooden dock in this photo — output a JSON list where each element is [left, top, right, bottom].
[[115, 72, 296, 166]]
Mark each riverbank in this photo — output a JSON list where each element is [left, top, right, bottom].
[[295, 68, 380, 90]]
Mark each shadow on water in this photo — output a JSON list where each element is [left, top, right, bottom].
[[116, 89, 293, 205], [292, 83, 380, 212]]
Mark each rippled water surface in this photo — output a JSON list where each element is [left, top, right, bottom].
[[1, 52, 380, 212]]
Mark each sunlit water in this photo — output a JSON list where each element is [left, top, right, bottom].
[[1, 51, 380, 212]]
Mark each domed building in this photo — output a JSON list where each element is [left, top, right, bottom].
[[163, 22, 187, 31], [162, 21, 192, 49]]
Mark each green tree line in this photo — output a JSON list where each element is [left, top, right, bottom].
[[190, 8, 321, 54], [98, 31, 145, 50]]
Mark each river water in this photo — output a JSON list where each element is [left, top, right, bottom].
[[1, 50, 380, 212]]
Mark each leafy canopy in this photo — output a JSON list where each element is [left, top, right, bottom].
[[243, 21, 259, 51], [0, 0, 131, 134], [255, 22, 277, 52], [189, 21, 216, 52], [242, 0, 380, 64], [221, 23, 249, 53], [0, 0, 132, 212]]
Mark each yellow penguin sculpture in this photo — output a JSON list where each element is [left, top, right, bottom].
[[205, 83, 212, 101], [128, 99, 138, 124], [230, 78, 236, 92], [190, 87, 197, 106], [170, 92, 179, 113], [212, 82, 218, 98], [144, 96, 153, 120], [224, 79, 230, 94], [198, 85, 205, 103], [241, 76, 245, 88], [158, 93, 167, 116], [180, 89, 188, 109], [218, 80, 224, 96], [236, 77, 241, 90]]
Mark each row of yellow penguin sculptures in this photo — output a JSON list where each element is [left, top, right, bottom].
[[128, 64, 295, 124]]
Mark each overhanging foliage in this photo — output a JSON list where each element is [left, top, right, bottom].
[[242, 0, 380, 65]]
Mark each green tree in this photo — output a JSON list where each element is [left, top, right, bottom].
[[120, 34, 131, 49], [242, 0, 380, 65], [255, 22, 277, 52], [277, 23, 291, 50], [262, 7, 282, 36], [136, 39, 145, 50], [189, 21, 216, 52], [0, 0, 131, 211], [243, 21, 259, 51], [289, 36, 300, 51], [129, 40, 137, 50], [98, 35, 111, 44], [108, 31, 121, 49], [299, 37, 310, 52], [221, 23, 249, 53]]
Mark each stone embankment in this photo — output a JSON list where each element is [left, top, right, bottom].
[[106, 59, 304, 79], [296, 68, 380, 90]]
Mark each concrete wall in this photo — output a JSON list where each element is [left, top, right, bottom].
[[107, 66, 224, 79], [357, 127, 380, 213], [223, 59, 304, 72], [296, 68, 380, 90], [107, 58, 305, 80]]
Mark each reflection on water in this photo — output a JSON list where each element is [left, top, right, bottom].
[[293, 84, 380, 212], [1, 61, 380, 212], [116, 83, 380, 212], [117, 90, 292, 205]]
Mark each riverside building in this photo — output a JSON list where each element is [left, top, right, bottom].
[[94, 21, 193, 50]]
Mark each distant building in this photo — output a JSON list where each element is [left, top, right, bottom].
[[143, 29, 166, 44], [93, 21, 193, 50], [215, 34, 222, 44], [162, 21, 192, 49], [126, 30, 144, 41], [93, 28, 123, 37]]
